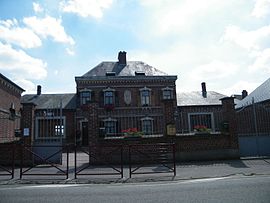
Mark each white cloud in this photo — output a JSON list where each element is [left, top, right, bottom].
[[66, 47, 75, 55], [138, 0, 235, 36], [0, 42, 47, 80], [248, 48, 270, 73], [221, 81, 260, 96], [60, 0, 113, 18], [221, 25, 270, 50], [23, 16, 75, 45], [14, 78, 36, 94], [0, 19, 42, 48], [251, 0, 270, 18], [190, 60, 239, 82], [33, 2, 44, 13]]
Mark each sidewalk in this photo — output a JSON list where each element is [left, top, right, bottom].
[[1, 158, 270, 185]]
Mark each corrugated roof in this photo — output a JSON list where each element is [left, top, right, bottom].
[[235, 78, 270, 108], [82, 61, 167, 77], [177, 91, 227, 106], [21, 94, 76, 109]]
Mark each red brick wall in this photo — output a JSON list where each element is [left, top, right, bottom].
[[0, 81, 22, 142]]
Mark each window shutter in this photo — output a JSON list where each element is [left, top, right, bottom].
[[99, 91, 104, 107], [91, 91, 95, 102], [115, 91, 119, 107]]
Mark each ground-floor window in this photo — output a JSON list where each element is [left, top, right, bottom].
[[35, 117, 66, 139], [104, 118, 117, 136], [141, 117, 153, 135], [188, 113, 214, 132]]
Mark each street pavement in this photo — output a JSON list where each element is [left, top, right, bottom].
[[1, 158, 270, 185]]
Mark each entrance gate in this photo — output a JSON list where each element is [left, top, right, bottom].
[[236, 99, 270, 157], [33, 101, 64, 164]]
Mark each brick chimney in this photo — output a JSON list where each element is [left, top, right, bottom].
[[118, 51, 127, 65], [37, 85, 41, 95], [242, 90, 248, 99], [201, 82, 207, 98]]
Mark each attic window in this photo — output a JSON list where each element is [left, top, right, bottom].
[[135, 71, 145, 76], [106, 72, 116, 76]]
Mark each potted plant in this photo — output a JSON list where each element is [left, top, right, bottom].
[[122, 128, 143, 139], [193, 125, 211, 134]]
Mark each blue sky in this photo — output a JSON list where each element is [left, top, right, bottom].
[[0, 0, 270, 95]]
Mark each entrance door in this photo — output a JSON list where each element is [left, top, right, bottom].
[[82, 122, 89, 146]]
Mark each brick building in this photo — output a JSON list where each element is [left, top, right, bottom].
[[20, 52, 239, 160], [176, 82, 227, 134], [20, 87, 76, 144], [0, 73, 24, 143], [75, 51, 178, 145]]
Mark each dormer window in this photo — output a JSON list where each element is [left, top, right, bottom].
[[140, 87, 151, 106], [80, 89, 91, 105], [162, 87, 174, 100], [103, 87, 115, 105]]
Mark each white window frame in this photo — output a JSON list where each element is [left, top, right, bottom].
[[188, 112, 215, 133], [140, 87, 151, 106], [103, 87, 115, 105], [79, 88, 91, 105], [141, 117, 154, 135], [35, 116, 66, 139], [103, 117, 117, 136], [162, 87, 174, 100]]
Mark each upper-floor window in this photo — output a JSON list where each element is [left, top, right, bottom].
[[103, 87, 115, 105], [80, 90, 91, 105], [140, 87, 151, 106], [162, 87, 174, 100]]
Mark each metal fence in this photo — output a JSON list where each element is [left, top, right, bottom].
[[74, 144, 124, 179], [19, 144, 69, 179], [0, 143, 176, 180], [0, 143, 15, 179], [129, 143, 176, 178]]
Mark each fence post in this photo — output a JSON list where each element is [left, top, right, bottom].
[[120, 145, 123, 179], [74, 144, 77, 179], [252, 98, 259, 156], [129, 145, 132, 178], [66, 145, 69, 179], [19, 143, 23, 179], [11, 143, 15, 179], [173, 143, 176, 176]]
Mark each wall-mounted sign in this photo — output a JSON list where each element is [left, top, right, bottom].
[[23, 128, 30, 137], [167, 124, 176, 136]]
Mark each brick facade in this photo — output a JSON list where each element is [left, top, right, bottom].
[[75, 75, 178, 145], [0, 74, 24, 143]]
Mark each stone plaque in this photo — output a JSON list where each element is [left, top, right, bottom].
[[124, 90, 132, 105]]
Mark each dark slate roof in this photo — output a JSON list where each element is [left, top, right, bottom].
[[21, 94, 76, 109], [177, 91, 227, 106], [82, 61, 167, 77], [235, 78, 270, 109]]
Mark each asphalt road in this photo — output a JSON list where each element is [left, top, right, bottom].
[[1, 175, 270, 203]]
